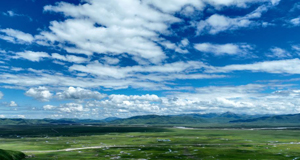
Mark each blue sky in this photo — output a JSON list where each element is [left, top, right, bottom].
[[0, 0, 300, 119]]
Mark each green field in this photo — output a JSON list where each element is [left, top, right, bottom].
[[1, 125, 300, 159]]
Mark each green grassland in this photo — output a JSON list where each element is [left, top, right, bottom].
[[0, 149, 25, 160], [0, 125, 300, 159]]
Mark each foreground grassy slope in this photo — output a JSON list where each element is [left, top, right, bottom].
[[0, 149, 25, 160]]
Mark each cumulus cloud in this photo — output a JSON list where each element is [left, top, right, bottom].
[[85, 94, 164, 115], [39, 0, 183, 63], [9, 101, 17, 107], [43, 105, 56, 110], [25, 86, 53, 101], [56, 87, 106, 100], [194, 43, 252, 56], [13, 51, 50, 62], [59, 103, 87, 113], [59, 83, 300, 117], [0, 115, 5, 118], [38, 0, 277, 63], [0, 28, 34, 44]]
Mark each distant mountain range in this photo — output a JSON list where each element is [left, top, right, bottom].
[[230, 113, 300, 124], [109, 112, 264, 125], [1, 112, 299, 126]]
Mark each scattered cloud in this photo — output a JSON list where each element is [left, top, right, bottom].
[[51, 53, 88, 63], [56, 87, 106, 100], [59, 103, 87, 113], [0, 28, 34, 44], [266, 47, 291, 58], [290, 17, 300, 26], [102, 56, 120, 65], [9, 101, 17, 107], [292, 45, 300, 52], [13, 51, 50, 62], [25, 86, 53, 101], [69, 61, 206, 79], [39, 0, 183, 64], [206, 58, 300, 74], [0, 115, 5, 118], [196, 4, 275, 35], [3, 11, 17, 17], [2, 10, 32, 21], [43, 105, 56, 110], [194, 43, 252, 56], [290, 2, 300, 12]]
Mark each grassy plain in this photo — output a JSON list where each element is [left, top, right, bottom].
[[0, 125, 300, 159]]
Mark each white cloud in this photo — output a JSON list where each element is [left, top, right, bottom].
[[3, 11, 17, 17], [160, 40, 189, 54], [0, 91, 3, 99], [144, 0, 204, 13], [17, 115, 26, 118], [51, 53, 88, 63], [290, 2, 300, 12], [204, 0, 280, 8], [109, 94, 161, 103], [9, 101, 17, 107], [62, 83, 300, 117], [69, 61, 206, 79], [102, 56, 120, 65], [144, 0, 278, 13], [39, 0, 183, 63], [13, 51, 50, 62], [86, 94, 164, 115], [25, 86, 53, 101], [290, 17, 300, 26], [0, 28, 34, 44], [292, 45, 300, 52], [43, 105, 56, 110], [206, 58, 300, 74], [56, 87, 106, 100], [266, 47, 291, 58], [2, 11, 32, 21], [197, 14, 253, 35], [194, 43, 252, 56], [196, 4, 274, 35], [0, 115, 5, 118], [59, 103, 87, 113]]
